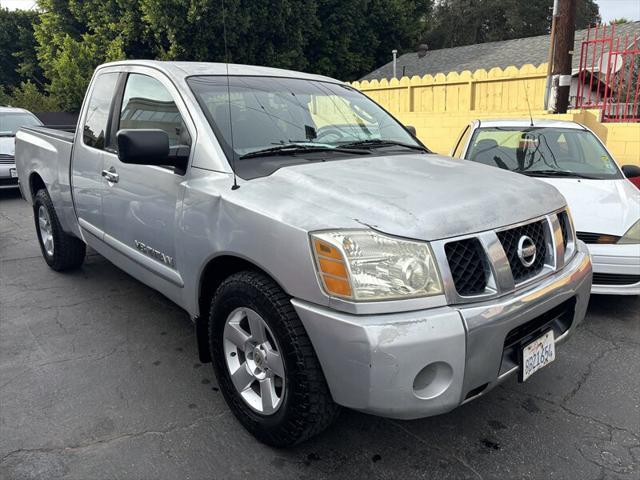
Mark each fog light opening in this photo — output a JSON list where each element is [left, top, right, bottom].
[[412, 362, 454, 400]]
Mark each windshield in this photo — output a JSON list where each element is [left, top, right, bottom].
[[187, 76, 423, 176], [465, 127, 622, 180], [0, 112, 42, 136]]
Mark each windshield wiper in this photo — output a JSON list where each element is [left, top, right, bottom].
[[339, 139, 428, 152], [520, 169, 599, 180], [239, 143, 369, 159]]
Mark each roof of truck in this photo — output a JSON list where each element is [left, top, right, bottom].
[[475, 119, 586, 130], [99, 60, 344, 85]]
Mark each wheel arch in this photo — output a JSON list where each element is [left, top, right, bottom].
[[195, 254, 289, 364], [28, 171, 47, 199]]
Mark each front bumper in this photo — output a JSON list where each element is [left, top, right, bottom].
[[0, 162, 19, 189], [292, 244, 592, 419], [588, 243, 640, 295]]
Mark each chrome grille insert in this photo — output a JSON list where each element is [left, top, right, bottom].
[[496, 220, 547, 283], [434, 210, 571, 305], [444, 238, 487, 296]]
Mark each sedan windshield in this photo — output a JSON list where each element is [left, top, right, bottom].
[[0, 112, 42, 136], [465, 127, 622, 180], [187, 76, 424, 177]]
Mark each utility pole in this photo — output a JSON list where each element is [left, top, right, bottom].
[[552, 0, 577, 113], [543, 0, 559, 110], [392, 49, 398, 79]]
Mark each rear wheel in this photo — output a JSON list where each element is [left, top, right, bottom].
[[34, 189, 86, 271], [209, 271, 340, 446]]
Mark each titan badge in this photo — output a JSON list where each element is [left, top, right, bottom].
[[134, 240, 175, 267]]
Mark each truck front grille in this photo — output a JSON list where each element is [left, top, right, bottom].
[[444, 238, 487, 296], [435, 211, 571, 304], [497, 220, 547, 283], [0, 155, 15, 165]]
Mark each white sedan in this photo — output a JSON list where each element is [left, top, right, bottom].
[[451, 119, 640, 295]]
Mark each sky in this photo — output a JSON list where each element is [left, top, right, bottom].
[[595, 0, 640, 22], [1, 0, 35, 10], [1, 0, 639, 22]]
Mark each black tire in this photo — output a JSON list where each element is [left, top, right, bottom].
[[209, 271, 340, 447], [33, 189, 86, 271]]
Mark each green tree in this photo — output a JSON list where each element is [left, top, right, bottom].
[[609, 18, 630, 25], [0, 85, 11, 106], [306, 0, 431, 80], [0, 8, 41, 88], [140, 0, 316, 69], [7, 80, 60, 112], [34, 0, 149, 111], [424, 0, 601, 50]]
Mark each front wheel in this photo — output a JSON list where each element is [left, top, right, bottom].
[[209, 271, 340, 446], [34, 189, 86, 271]]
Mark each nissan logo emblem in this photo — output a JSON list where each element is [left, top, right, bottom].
[[517, 235, 537, 267]]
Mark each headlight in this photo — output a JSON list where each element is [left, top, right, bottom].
[[310, 230, 443, 301], [618, 220, 640, 244]]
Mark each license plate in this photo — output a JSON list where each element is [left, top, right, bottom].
[[520, 330, 555, 381], [10, 168, 17, 178]]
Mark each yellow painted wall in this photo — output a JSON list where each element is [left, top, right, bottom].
[[352, 64, 640, 166]]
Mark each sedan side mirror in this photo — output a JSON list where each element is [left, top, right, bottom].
[[621, 164, 640, 179], [405, 125, 417, 137]]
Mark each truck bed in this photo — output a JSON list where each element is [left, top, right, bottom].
[[14, 125, 80, 238]]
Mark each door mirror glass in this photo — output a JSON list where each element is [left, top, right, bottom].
[[621, 164, 640, 178], [405, 125, 417, 137], [116, 129, 170, 165]]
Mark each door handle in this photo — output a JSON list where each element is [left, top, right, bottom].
[[101, 167, 119, 184]]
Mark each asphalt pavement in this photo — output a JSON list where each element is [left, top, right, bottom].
[[1, 188, 638, 480]]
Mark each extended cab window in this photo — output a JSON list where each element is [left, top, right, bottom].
[[83, 73, 119, 149], [119, 74, 190, 147]]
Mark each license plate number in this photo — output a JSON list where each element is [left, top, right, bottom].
[[521, 330, 555, 381], [10, 168, 17, 178]]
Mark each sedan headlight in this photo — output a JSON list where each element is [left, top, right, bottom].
[[618, 220, 640, 244], [310, 230, 443, 301]]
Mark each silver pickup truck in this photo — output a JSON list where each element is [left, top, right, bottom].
[[15, 61, 592, 446]]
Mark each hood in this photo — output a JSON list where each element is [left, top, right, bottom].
[[238, 154, 567, 241], [0, 136, 14, 157], [538, 178, 640, 236]]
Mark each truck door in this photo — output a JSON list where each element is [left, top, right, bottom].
[[101, 71, 193, 287], [72, 72, 120, 238]]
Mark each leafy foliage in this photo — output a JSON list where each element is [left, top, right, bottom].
[[424, 0, 601, 49], [5, 81, 60, 111], [1, 0, 603, 112], [0, 8, 42, 87]]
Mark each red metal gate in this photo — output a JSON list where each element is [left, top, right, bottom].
[[576, 24, 639, 122]]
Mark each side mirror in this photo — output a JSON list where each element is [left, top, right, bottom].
[[405, 125, 417, 137], [117, 129, 171, 165], [621, 164, 640, 179]]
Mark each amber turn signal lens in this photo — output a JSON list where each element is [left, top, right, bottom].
[[322, 275, 352, 296], [313, 239, 343, 260], [318, 258, 348, 277], [312, 238, 352, 297]]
